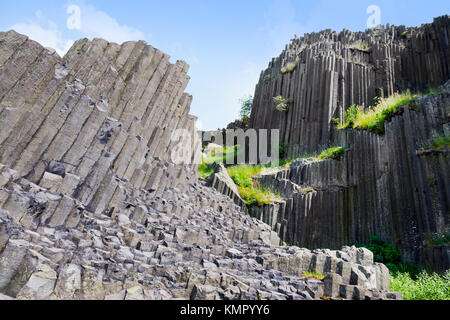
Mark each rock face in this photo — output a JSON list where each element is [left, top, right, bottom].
[[244, 16, 450, 268], [206, 163, 247, 210], [0, 30, 199, 198], [250, 15, 450, 155], [249, 91, 450, 266], [0, 30, 400, 300]]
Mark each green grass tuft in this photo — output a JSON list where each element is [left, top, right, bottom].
[[302, 271, 325, 280], [319, 146, 345, 160], [426, 231, 450, 246], [198, 160, 214, 179], [423, 134, 450, 151], [337, 91, 421, 134]]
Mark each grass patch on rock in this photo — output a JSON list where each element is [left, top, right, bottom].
[[390, 270, 450, 300], [226, 165, 280, 207], [319, 146, 345, 160], [337, 91, 421, 134], [198, 159, 215, 179], [423, 134, 450, 151]]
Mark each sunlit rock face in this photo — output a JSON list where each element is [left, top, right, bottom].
[[0, 30, 403, 301], [238, 16, 450, 267]]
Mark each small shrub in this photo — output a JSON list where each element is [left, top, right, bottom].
[[349, 40, 370, 51], [338, 105, 362, 129], [319, 146, 345, 160], [281, 57, 301, 74], [390, 270, 450, 300], [387, 263, 422, 279], [356, 235, 401, 265], [227, 165, 278, 207], [273, 96, 291, 112], [239, 96, 253, 122], [198, 160, 214, 179]]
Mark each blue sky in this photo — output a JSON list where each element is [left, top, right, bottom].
[[1, 1, 448, 130]]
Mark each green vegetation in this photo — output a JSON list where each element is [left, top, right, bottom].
[[279, 142, 287, 160], [239, 96, 253, 124], [423, 134, 450, 151], [298, 186, 315, 194], [203, 145, 239, 165], [198, 159, 215, 179], [356, 235, 450, 300], [426, 231, 450, 246], [349, 40, 370, 52], [302, 270, 325, 280], [319, 146, 345, 160], [337, 92, 420, 134], [238, 184, 278, 207], [198, 145, 240, 179], [356, 235, 401, 267], [401, 30, 408, 39], [390, 270, 450, 300], [226, 165, 279, 207], [337, 104, 361, 130], [273, 95, 292, 112], [226, 165, 262, 188], [281, 241, 291, 247], [281, 58, 300, 74]]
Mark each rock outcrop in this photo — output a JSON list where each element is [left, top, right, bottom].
[[242, 17, 450, 268], [0, 30, 400, 300], [250, 15, 450, 155]]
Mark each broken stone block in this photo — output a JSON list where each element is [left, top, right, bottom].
[[323, 273, 343, 298], [40, 172, 63, 192]]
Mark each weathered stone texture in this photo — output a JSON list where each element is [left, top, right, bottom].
[[250, 15, 450, 156], [0, 30, 400, 300], [240, 17, 450, 269], [247, 87, 450, 266]]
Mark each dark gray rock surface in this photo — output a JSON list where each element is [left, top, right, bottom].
[[239, 16, 450, 269]]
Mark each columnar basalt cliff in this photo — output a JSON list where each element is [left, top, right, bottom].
[[242, 16, 450, 268], [0, 31, 401, 300], [250, 15, 450, 155], [0, 30, 199, 198]]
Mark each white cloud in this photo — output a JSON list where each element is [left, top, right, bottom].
[[9, 2, 147, 57], [72, 2, 146, 44], [11, 11, 74, 57]]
